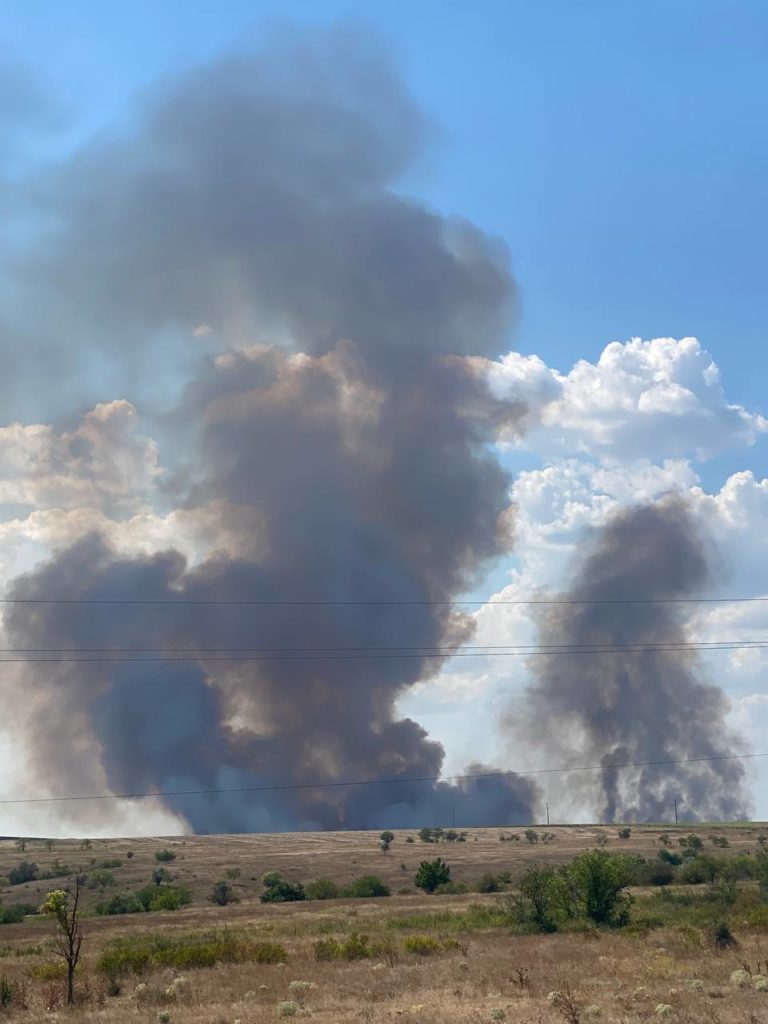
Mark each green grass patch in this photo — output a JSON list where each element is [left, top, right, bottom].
[[97, 929, 287, 979]]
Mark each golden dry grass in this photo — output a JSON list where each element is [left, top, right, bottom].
[[1, 824, 768, 1022]]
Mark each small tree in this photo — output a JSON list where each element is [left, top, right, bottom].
[[414, 858, 451, 893], [524, 829, 539, 845], [510, 864, 559, 932], [155, 848, 176, 863], [380, 830, 395, 854], [39, 874, 85, 1006], [567, 849, 632, 926]]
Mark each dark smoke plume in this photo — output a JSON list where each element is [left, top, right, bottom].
[[516, 497, 749, 823], [2, 26, 538, 831]]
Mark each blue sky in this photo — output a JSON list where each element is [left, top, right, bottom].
[[3, 0, 767, 427], [1, 1, 767, 833]]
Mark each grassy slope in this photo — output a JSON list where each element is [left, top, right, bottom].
[[1, 823, 768, 1022]]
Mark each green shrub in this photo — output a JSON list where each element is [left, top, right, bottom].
[[477, 872, 502, 893], [313, 937, 343, 961], [0, 902, 35, 924], [403, 935, 442, 955], [344, 875, 390, 898], [711, 920, 736, 948], [680, 834, 703, 851], [147, 885, 191, 911], [639, 862, 676, 887], [155, 849, 177, 863], [380, 830, 395, 853], [509, 865, 559, 933], [96, 892, 144, 916], [304, 878, 340, 900], [31, 961, 68, 981], [7, 861, 38, 885], [658, 849, 683, 866], [260, 880, 305, 903], [568, 849, 632, 926], [97, 858, 123, 869], [210, 880, 234, 906], [524, 829, 539, 844], [711, 836, 729, 848], [97, 932, 286, 978], [418, 828, 444, 844], [313, 933, 380, 961], [617, 828, 631, 839], [415, 858, 450, 893], [88, 869, 116, 889], [0, 976, 19, 1009]]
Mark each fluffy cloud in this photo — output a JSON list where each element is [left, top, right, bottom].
[[0, 400, 160, 514], [492, 337, 767, 460]]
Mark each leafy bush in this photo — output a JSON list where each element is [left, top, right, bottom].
[[524, 829, 539, 844], [96, 885, 191, 915], [569, 849, 632, 925], [711, 835, 729, 848], [155, 849, 177, 862], [617, 828, 631, 840], [7, 862, 38, 886], [403, 935, 443, 955], [415, 858, 451, 893], [88, 869, 116, 889], [711, 920, 736, 948], [658, 849, 683, 866], [145, 885, 191, 911], [512, 851, 632, 932], [152, 867, 174, 886], [344, 875, 390, 898], [304, 878, 340, 900], [97, 858, 123, 869], [418, 828, 443, 844], [313, 933, 376, 961], [0, 902, 36, 924], [509, 864, 559, 933], [210, 880, 234, 906], [680, 834, 703, 851], [260, 880, 306, 903], [262, 870, 283, 889], [641, 863, 676, 887], [0, 975, 19, 1009], [96, 892, 144, 916], [380, 830, 395, 853]]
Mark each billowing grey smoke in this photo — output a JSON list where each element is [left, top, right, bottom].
[[2, 26, 538, 831], [516, 497, 749, 823]]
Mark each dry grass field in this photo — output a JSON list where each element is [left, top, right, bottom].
[[2, 823, 768, 1023]]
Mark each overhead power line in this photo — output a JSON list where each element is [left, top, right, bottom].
[[1, 595, 767, 607], [0, 752, 764, 806], [0, 640, 765, 663], [1, 637, 766, 654]]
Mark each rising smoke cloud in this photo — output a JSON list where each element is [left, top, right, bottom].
[[1, 25, 539, 832], [515, 496, 750, 823]]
